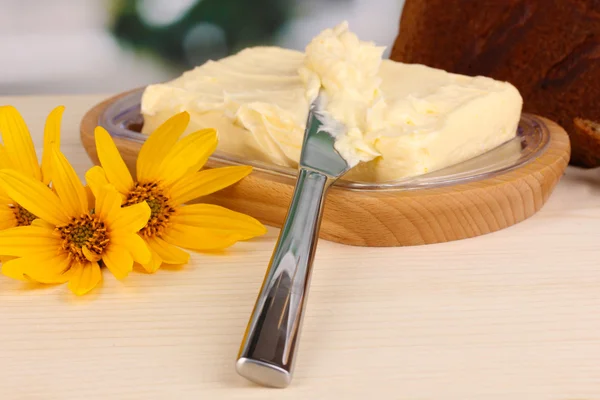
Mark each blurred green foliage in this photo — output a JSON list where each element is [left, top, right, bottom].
[[108, 0, 293, 69]]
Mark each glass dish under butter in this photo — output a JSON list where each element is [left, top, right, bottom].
[[85, 87, 566, 247]]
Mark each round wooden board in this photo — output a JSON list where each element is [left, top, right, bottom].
[[80, 92, 571, 247]]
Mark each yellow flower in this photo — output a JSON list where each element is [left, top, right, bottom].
[[89, 111, 266, 272], [0, 148, 151, 295], [0, 105, 63, 230]]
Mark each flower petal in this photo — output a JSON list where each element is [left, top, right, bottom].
[[0, 205, 17, 230], [84, 185, 95, 211], [102, 247, 133, 280], [156, 128, 217, 186], [94, 126, 134, 194], [51, 147, 88, 217], [168, 166, 252, 205], [109, 201, 151, 233], [146, 235, 190, 265], [82, 245, 101, 262], [41, 105, 65, 185], [0, 190, 10, 205], [67, 261, 102, 296], [173, 204, 267, 238], [2, 257, 29, 280], [162, 224, 245, 251], [163, 204, 266, 251], [112, 233, 151, 265], [31, 219, 55, 229], [0, 187, 11, 204], [0, 170, 68, 225], [137, 112, 189, 182], [0, 225, 60, 257], [94, 184, 122, 222], [0, 146, 11, 204], [140, 245, 162, 273], [0, 106, 41, 180], [2, 246, 60, 279], [0, 144, 12, 169], [25, 252, 72, 284], [85, 166, 110, 200]]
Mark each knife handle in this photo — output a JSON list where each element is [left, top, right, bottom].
[[236, 167, 330, 388]]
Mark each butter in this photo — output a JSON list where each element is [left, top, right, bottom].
[[141, 22, 523, 183], [299, 22, 384, 166]]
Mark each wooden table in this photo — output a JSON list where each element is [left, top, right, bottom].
[[0, 95, 599, 399]]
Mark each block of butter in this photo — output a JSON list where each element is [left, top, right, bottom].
[[141, 22, 523, 183]]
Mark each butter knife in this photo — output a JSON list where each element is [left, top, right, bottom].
[[235, 95, 352, 388]]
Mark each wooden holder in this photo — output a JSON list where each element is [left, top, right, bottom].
[[80, 93, 570, 247]]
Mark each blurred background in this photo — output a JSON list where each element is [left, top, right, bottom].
[[1, 0, 405, 95]]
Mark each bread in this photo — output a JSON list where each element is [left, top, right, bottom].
[[390, 0, 600, 167], [573, 118, 600, 167]]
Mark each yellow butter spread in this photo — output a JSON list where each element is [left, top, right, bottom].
[[141, 22, 522, 182]]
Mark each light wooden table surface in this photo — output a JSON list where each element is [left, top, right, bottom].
[[0, 95, 599, 400]]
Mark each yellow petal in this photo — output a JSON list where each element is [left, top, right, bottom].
[[137, 112, 189, 182], [2, 257, 28, 280], [24, 252, 72, 284], [109, 201, 151, 234], [31, 219, 55, 229], [0, 186, 11, 205], [51, 148, 88, 216], [0, 169, 69, 226], [84, 185, 95, 211], [163, 204, 266, 251], [157, 128, 217, 186], [112, 233, 151, 265], [173, 204, 267, 239], [3, 246, 61, 281], [140, 245, 162, 273], [67, 261, 102, 296], [162, 224, 244, 251], [94, 184, 122, 222], [82, 245, 101, 262], [102, 247, 133, 280], [41, 105, 65, 185], [0, 225, 60, 257], [0, 190, 10, 205], [94, 126, 134, 194], [0, 144, 12, 169], [0, 146, 11, 204], [187, 131, 221, 174], [0, 205, 17, 230], [168, 166, 252, 205], [0, 106, 41, 180], [85, 166, 110, 200], [146, 235, 190, 265]]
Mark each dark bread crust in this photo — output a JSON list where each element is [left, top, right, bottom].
[[391, 0, 600, 167], [573, 118, 600, 167]]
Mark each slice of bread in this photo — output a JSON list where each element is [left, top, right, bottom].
[[573, 118, 600, 168]]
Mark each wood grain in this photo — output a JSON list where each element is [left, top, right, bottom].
[[80, 92, 571, 247], [0, 94, 599, 400]]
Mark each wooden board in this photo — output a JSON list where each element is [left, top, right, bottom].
[[80, 92, 571, 247]]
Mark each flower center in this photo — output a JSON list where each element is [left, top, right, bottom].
[[12, 204, 37, 226], [57, 214, 109, 263], [124, 181, 175, 238]]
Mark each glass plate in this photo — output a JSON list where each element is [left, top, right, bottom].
[[98, 88, 549, 192]]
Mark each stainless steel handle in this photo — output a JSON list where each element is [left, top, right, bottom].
[[236, 167, 331, 388]]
